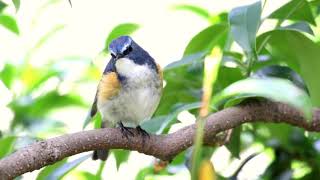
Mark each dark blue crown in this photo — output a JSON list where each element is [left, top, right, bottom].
[[109, 36, 132, 56]]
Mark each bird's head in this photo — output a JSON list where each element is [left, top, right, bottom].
[[106, 36, 157, 78], [109, 36, 133, 59]]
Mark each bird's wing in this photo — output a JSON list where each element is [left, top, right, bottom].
[[89, 93, 98, 118]]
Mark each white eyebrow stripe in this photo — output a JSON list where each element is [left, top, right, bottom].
[[121, 44, 129, 53]]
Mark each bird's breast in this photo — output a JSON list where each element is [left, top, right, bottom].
[[98, 58, 162, 127]]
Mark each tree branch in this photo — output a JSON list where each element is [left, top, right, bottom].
[[1, 101, 320, 179]]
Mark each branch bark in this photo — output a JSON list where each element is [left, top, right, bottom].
[[1, 101, 320, 179]]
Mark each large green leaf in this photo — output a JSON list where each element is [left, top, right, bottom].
[[36, 158, 68, 180], [281, 21, 314, 35], [0, 136, 16, 158], [0, 15, 19, 34], [164, 52, 206, 71], [104, 23, 139, 51], [211, 78, 313, 121], [229, 1, 261, 55], [269, 0, 316, 26], [172, 4, 210, 20], [183, 23, 229, 55], [257, 29, 320, 106]]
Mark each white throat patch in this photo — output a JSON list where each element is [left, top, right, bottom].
[[115, 58, 151, 79]]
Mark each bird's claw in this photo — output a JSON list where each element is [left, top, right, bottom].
[[118, 122, 134, 138], [136, 126, 150, 138]]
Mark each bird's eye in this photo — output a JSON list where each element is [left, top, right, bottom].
[[123, 46, 133, 56], [111, 53, 116, 58]]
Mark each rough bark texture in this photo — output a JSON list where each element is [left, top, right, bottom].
[[1, 101, 320, 179]]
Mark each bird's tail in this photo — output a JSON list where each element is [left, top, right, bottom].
[[92, 149, 109, 161], [92, 120, 111, 161]]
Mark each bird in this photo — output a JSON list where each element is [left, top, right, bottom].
[[90, 36, 163, 161]]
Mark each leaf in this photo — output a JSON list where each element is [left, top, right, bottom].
[[226, 126, 241, 158], [36, 158, 68, 180], [112, 149, 130, 170], [104, 23, 139, 51], [75, 171, 100, 180], [0, 63, 16, 88], [12, 0, 20, 11], [154, 24, 228, 121], [184, 23, 229, 55], [269, 0, 316, 26], [280, 21, 314, 35], [172, 4, 210, 20], [135, 167, 154, 180], [47, 154, 91, 180], [164, 52, 206, 71], [10, 91, 85, 128], [0, 136, 16, 158], [257, 29, 320, 106], [211, 77, 313, 121], [253, 65, 307, 91], [0, 15, 19, 34], [229, 1, 261, 54], [0, 1, 7, 12], [142, 102, 202, 134]]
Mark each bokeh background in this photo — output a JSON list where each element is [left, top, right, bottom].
[[1, 0, 320, 179]]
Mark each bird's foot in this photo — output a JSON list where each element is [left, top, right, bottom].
[[136, 126, 150, 138], [118, 122, 134, 138]]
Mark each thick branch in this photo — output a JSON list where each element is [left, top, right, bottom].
[[1, 101, 320, 179]]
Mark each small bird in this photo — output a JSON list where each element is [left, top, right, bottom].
[[90, 36, 163, 161]]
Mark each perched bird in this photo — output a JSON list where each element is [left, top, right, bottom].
[[90, 36, 163, 161]]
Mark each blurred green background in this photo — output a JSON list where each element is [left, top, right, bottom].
[[1, 0, 320, 179]]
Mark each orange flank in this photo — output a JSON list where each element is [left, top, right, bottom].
[[156, 63, 163, 87], [97, 72, 121, 103]]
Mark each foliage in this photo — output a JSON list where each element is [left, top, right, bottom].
[[1, 0, 320, 179]]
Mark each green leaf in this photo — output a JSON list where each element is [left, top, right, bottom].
[[155, 24, 228, 120], [172, 4, 210, 20], [76, 171, 100, 180], [211, 77, 313, 121], [36, 158, 68, 180], [135, 167, 154, 180], [225, 126, 241, 158], [0, 63, 16, 88], [280, 21, 314, 35], [269, 0, 316, 26], [0, 1, 7, 12], [142, 102, 202, 134], [0, 136, 16, 158], [105, 23, 139, 51], [112, 149, 130, 170], [47, 154, 91, 180], [10, 91, 85, 128], [184, 23, 229, 55], [0, 15, 19, 34], [164, 52, 206, 71], [257, 29, 320, 106], [229, 1, 261, 54], [12, 0, 20, 11]]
